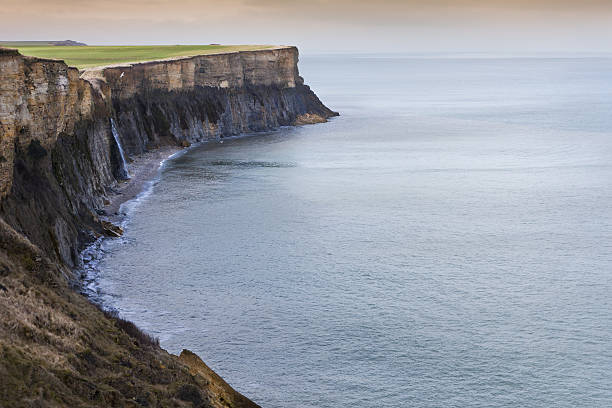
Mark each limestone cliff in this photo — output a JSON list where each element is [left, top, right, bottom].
[[0, 46, 336, 407], [0, 47, 114, 268], [84, 47, 336, 156]]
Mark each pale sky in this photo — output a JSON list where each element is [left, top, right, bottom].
[[1, 0, 612, 53]]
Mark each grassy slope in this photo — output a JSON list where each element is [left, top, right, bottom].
[[0, 45, 276, 69], [0, 218, 259, 407]]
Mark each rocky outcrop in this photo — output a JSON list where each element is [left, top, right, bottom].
[[84, 47, 336, 156], [0, 46, 336, 406], [0, 47, 114, 268]]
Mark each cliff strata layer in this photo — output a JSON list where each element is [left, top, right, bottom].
[[0, 46, 336, 406], [85, 47, 336, 156]]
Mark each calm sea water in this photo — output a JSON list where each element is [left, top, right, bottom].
[[94, 55, 612, 407]]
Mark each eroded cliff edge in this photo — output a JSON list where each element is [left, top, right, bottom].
[[0, 46, 337, 407]]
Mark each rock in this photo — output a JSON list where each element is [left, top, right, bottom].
[[101, 221, 123, 237], [179, 349, 261, 408], [294, 113, 329, 125]]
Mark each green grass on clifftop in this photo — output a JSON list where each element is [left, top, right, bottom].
[[0, 44, 277, 69]]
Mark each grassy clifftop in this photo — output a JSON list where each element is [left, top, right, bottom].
[[0, 44, 277, 69]]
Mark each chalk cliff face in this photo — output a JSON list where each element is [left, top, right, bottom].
[[0, 46, 336, 406]]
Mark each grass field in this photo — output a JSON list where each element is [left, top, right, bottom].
[[0, 44, 277, 69]]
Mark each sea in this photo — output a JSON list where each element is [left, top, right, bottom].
[[89, 53, 612, 407]]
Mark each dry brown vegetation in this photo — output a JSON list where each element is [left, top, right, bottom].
[[0, 219, 259, 408]]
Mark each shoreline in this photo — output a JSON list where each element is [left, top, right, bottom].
[[79, 144, 187, 305], [101, 133, 263, 225], [82, 131, 280, 302], [103, 145, 183, 223], [81, 128, 294, 304]]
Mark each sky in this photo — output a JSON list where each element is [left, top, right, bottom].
[[2, 0, 612, 53]]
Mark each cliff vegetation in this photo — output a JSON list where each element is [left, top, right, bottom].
[[2, 45, 278, 69]]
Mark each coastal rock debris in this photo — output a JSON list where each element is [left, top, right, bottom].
[[101, 221, 123, 237]]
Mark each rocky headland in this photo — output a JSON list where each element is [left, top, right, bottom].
[[0, 45, 337, 406]]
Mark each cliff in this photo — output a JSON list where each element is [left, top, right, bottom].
[[0, 46, 336, 406], [84, 47, 336, 156]]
